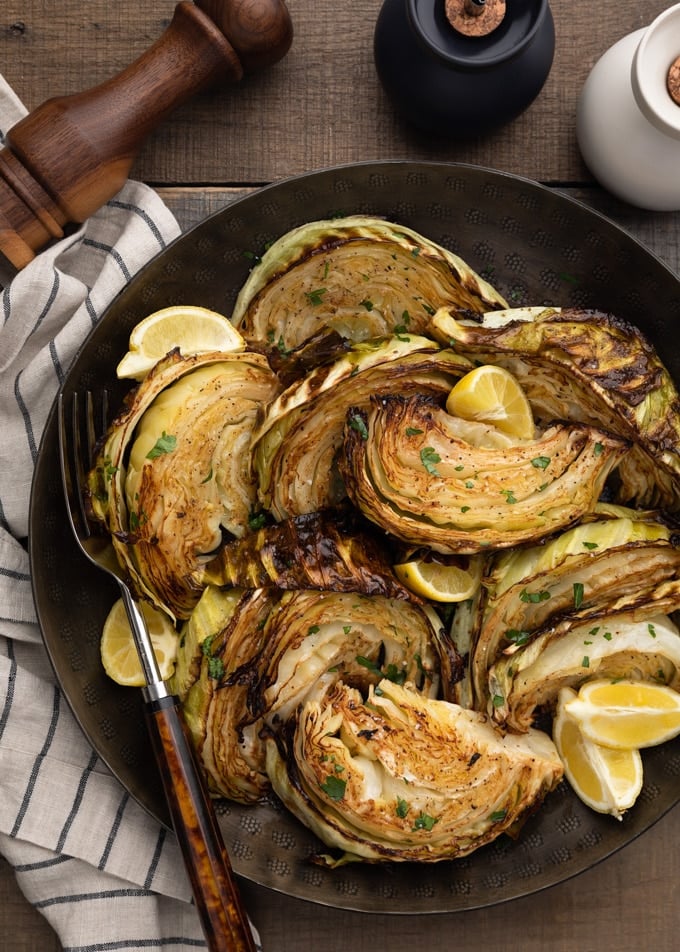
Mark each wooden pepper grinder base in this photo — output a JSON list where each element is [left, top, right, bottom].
[[0, 0, 293, 270]]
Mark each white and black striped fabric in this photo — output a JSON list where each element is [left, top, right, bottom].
[[0, 74, 262, 951]]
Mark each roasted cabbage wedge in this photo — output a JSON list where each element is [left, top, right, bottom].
[[252, 335, 474, 520], [255, 590, 444, 724], [432, 306, 680, 509], [171, 585, 280, 803], [231, 216, 507, 352], [195, 507, 416, 602], [266, 678, 563, 864], [489, 597, 680, 733], [341, 394, 628, 553], [88, 350, 280, 619], [470, 507, 680, 710]]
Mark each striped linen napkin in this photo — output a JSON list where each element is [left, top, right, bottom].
[[0, 73, 262, 951]]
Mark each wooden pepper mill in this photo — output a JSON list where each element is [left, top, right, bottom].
[[0, 0, 293, 270]]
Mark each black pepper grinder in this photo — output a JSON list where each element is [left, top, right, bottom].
[[373, 0, 555, 138]]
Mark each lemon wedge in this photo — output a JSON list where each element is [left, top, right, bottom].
[[101, 597, 179, 686], [393, 556, 483, 602], [116, 305, 245, 380], [445, 364, 534, 440], [553, 686, 643, 818], [563, 678, 680, 749]]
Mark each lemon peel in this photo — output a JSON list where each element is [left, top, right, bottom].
[[564, 678, 680, 749], [445, 364, 534, 440], [553, 686, 643, 818], [393, 556, 483, 602], [116, 305, 245, 380], [101, 597, 179, 686]]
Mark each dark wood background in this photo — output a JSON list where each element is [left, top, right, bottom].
[[2, 0, 679, 948]]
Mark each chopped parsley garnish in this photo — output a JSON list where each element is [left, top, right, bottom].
[[519, 588, 550, 604], [530, 456, 551, 470], [320, 775, 346, 801], [420, 447, 441, 476], [276, 335, 290, 356], [200, 635, 225, 679], [490, 809, 507, 823], [501, 489, 518, 504], [582, 541, 598, 550], [304, 287, 327, 306], [573, 582, 585, 608], [248, 511, 267, 530], [396, 797, 410, 819], [356, 655, 380, 675], [506, 629, 530, 647], [360, 299, 374, 311], [406, 426, 424, 436], [146, 431, 177, 459], [128, 508, 147, 531], [356, 655, 406, 685], [383, 663, 407, 685], [412, 812, 439, 832], [349, 414, 369, 440], [207, 656, 225, 679]]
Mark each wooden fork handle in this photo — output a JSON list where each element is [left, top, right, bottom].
[[0, 0, 293, 271], [144, 694, 256, 952]]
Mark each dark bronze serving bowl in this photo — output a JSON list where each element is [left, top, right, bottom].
[[29, 161, 680, 914]]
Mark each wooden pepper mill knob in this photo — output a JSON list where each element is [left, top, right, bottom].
[[0, 0, 293, 271]]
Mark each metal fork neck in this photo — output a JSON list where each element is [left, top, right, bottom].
[[118, 586, 170, 696]]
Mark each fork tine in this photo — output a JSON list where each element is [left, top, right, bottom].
[[84, 391, 96, 468], [58, 393, 83, 538], [84, 389, 110, 465], [71, 392, 93, 539], [58, 392, 76, 530]]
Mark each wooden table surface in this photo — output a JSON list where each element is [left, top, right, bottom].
[[2, 0, 680, 949]]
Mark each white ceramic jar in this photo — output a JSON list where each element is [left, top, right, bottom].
[[576, 4, 680, 211]]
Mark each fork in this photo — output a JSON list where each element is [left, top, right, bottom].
[[58, 390, 256, 952]]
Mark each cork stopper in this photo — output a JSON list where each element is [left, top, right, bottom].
[[668, 56, 680, 106], [445, 0, 505, 38]]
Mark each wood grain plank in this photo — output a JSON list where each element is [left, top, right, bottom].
[[0, 0, 673, 185]]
